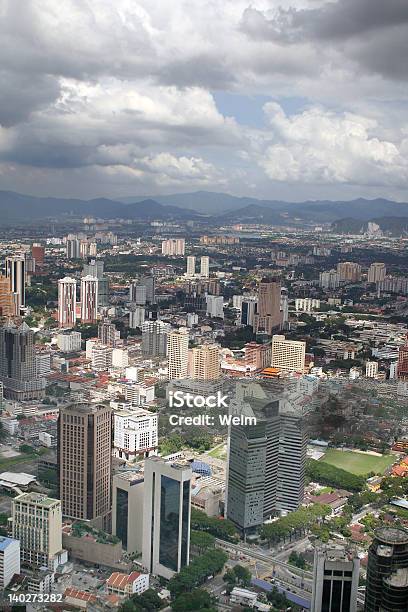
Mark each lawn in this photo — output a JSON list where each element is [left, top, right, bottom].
[[320, 449, 395, 476], [207, 443, 227, 460]]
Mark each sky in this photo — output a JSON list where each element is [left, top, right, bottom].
[[0, 0, 408, 202]]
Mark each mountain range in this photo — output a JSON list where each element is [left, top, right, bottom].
[[1, 189, 408, 232]]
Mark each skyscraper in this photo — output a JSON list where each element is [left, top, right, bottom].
[[98, 319, 118, 347], [161, 238, 185, 256], [58, 403, 112, 528], [142, 457, 191, 579], [0, 322, 46, 400], [31, 243, 45, 268], [368, 262, 386, 284], [365, 526, 408, 611], [112, 471, 144, 555], [189, 344, 220, 380], [337, 262, 362, 282], [254, 278, 282, 335], [12, 492, 66, 571], [311, 545, 359, 612], [167, 328, 189, 379], [80, 275, 98, 323], [142, 320, 171, 356], [200, 256, 209, 278], [130, 276, 155, 305], [82, 259, 108, 307], [58, 277, 77, 328], [0, 274, 15, 317], [6, 255, 25, 311], [226, 393, 280, 533], [66, 237, 80, 259], [271, 335, 306, 373], [186, 255, 196, 277]]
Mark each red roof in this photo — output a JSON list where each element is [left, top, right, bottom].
[[64, 587, 97, 603]]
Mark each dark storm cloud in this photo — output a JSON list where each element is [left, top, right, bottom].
[[0, 71, 60, 127]]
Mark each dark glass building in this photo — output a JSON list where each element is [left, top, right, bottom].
[[365, 526, 408, 611]]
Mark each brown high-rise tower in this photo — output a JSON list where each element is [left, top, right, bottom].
[[254, 278, 282, 336], [58, 403, 112, 528]]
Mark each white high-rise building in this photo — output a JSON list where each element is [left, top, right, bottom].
[[91, 344, 113, 371], [319, 270, 340, 290], [206, 295, 224, 319], [112, 348, 129, 369], [129, 306, 145, 329], [161, 239, 185, 256], [365, 361, 378, 378], [58, 277, 77, 328], [0, 536, 20, 589], [12, 493, 67, 571], [368, 262, 386, 284], [113, 408, 158, 460], [186, 256, 196, 277], [142, 457, 192, 579], [295, 298, 320, 312], [167, 328, 189, 379], [311, 546, 359, 612], [271, 335, 306, 373], [80, 275, 98, 323], [142, 320, 171, 356], [6, 255, 25, 310], [200, 256, 209, 278]]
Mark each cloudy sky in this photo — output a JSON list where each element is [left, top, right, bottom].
[[0, 0, 408, 201]]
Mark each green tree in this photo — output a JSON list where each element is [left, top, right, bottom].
[[171, 589, 217, 611]]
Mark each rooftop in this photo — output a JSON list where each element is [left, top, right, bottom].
[[375, 526, 408, 545], [0, 536, 18, 552], [14, 492, 59, 508]]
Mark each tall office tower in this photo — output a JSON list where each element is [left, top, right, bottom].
[[368, 262, 386, 284], [0, 323, 46, 400], [80, 275, 98, 323], [130, 282, 147, 305], [200, 256, 209, 278], [189, 344, 220, 380], [112, 471, 144, 555], [12, 493, 66, 571], [98, 320, 118, 347], [271, 335, 306, 373], [254, 279, 282, 335], [319, 269, 340, 289], [397, 335, 408, 380], [337, 261, 362, 282], [276, 400, 308, 513], [167, 328, 189, 380], [0, 536, 20, 589], [311, 545, 359, 612], [129, 305, 145, 329], [365, 526, 408, 611], [241, 296, 258, 327], [31, 243, 45, 268], [186, 256, 196, 277], [161, 238, 185, 256], [113, 408, 158, 460], [58, 403, 112, 527], [142, 320, 171, 356], [142, 457, 192, 579], [58, 277, 77, 328], [141, 275, 155, 304], [6, 255, 25, 310], [280, 287, 289, 329], [0, 274, 15, 317], [226, 394, 280, 533], [66, 237, 80, 259], [82, 259, 108, 307], [206, 295, 224, 319]]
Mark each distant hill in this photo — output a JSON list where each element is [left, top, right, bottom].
[[332, 216, 408, 236]]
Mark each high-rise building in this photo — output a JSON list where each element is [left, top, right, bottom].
[[206, 295, 224, 319], [142, 320, 171, 356], [365, 361, 378, 378], [254, 279, 282, 335], [31, 243, 45, 268], [365, 526, 408, 611], [12, 493, 66, 571], [82, 259, 108, 307], [311, 545, 359, 612], [167, 328, 189, 379], [98, 320, 118, 347], [112, 471, 144, 555], [276, 399, 308, 513], [186, 256, 196, 277], [368, 262, 386, 284], [319, 269, 340, 290], [130, 276, 155, 305], [80, 275, 98, 323], [113, 408, 158, 460], [0, 322, 46, 400], [271, 335, 306, 373], [57, 330, 82, 352], [0, 274, 15, 317], [337, 262, 362, 282], [189, 344, 220, 380], [295, 298, 321, 312], [241, 296, 258, 327], [58, 277, 77, 328], [200, 256, 209, 278], [58, 403, 112, 527], [129, 305, 145, 329], [397, 335, 408, 380], [66, 237, 80, 259], [6, 255, 25, 310], [0, 536, 20, 589], [91, 344, 113, 371], [142, 457, 192, 579], [161, 238, 185, 256], [244, 342, 272, 371]]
